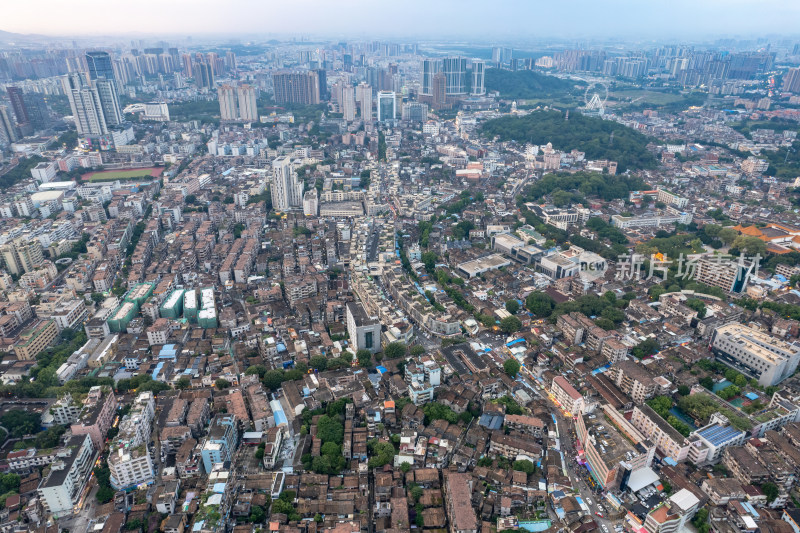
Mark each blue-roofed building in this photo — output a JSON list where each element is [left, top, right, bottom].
[[201, 414, 239, 472], [479, 413, 504, 431], [270, 399, 288, 428], [689, 423, 746, 465]]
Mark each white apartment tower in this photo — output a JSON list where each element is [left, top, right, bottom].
[[356, 82, 372, 120], [218, 84, 238, 121], [237, 84, 258, 122], [271, 156, 304, 211], [341, 84, 356, 122]]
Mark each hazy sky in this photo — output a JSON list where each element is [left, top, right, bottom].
[[4, 0, 800, 39]]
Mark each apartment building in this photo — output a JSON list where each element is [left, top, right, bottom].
[[37, 434, 96, 518], [551, 375, 585, 415], [71, 386, 118, 451], [108, 392, 156, 489], [630, 405, 691, 463], [607, 360, 658, 404]]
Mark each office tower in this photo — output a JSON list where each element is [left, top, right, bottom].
[[377, 91, 396, 123], [442, 57, 467, 96], [356, 82, 372, 120], [783, 68, 800, 93], [270, 156, 304, 211], [402, 102, 428, 122], [0, 106, 19, 144], [218, 85, 238, 121], [346, 302, 381, 353], [237, 84, 258, 122], [314, 69, 328, 100], [471, 60, 485, 96], [421, 59, 440, 96], [341, 84, 356, 122], [86, 51, 114, 81], [62, 72, 108, 136], [271, 71, 320, 105]]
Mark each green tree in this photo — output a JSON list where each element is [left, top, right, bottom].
[[525, 292, 555, 317], [500, 316, 522, 334], [718, 227, 738, 246], [410, 345, 425, 356], [503, 358, 521, 378], [316, 415, 344, 445], [175, 377, 191, 390], [0, 410, 39, 438], [512, 459, 535, 475], [761, 482, 779, 503], [400, 462, 411, 473], [250, 505, 266, 523], [384, 342, 407, 359], [632, 338, 660, 359], [215, 378, 231, 390], [309, 355, 329, 371], [505, 300, 520, 315], [357, 349, 372, 368]]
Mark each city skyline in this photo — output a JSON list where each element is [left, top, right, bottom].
[[3, 0, 800, 40]]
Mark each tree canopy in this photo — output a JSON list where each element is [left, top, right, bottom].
[[482, 110, 658, 171]]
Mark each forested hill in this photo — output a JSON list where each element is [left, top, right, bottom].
[[484, 68, 583, 99], [481, 109, 657, 172]]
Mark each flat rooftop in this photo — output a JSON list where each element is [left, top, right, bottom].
[[457, 254, 511, 277]]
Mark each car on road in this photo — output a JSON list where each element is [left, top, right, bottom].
[[595, 512, 604, 518]]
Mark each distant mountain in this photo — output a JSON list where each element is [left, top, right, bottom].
[[0, 29, 51, 43]]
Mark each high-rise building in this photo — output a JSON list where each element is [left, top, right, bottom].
[[377, 91, 396, 123], [346, 302, 381, 353], [314, 68, 328, 100], [271, 71, 320, 105], [471, 60, 486, 96], [181, 54, 193, 78], [442, 57, 467, 96], [402, 102, 428, 122], [421, 58, 440, 96], [7, 86, 29, 127], [783, 67, 800, 93], [341, 84, 356, 121], [356, 82, 372, 120], [432, 72, 449, 110], [85, 51, 114, 81], [62, 72, 121, 135], [93, 78, 122, 127], [0, 238, 45, 275], [218, 85, 238, 121], [194, 61, 214, 89], [237, 84, 258, 122], [22, 93, 52, 130], [0, 106, 19, 144], [219, 84, 258, 122], [225, 51, 236, 72], [270, 156, 304, 211]]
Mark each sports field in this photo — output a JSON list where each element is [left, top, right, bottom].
[[84, 167, 164, 182]]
